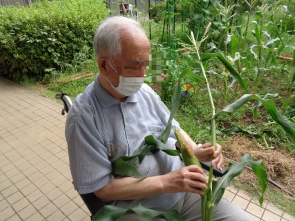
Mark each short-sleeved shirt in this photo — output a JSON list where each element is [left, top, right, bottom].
[[65, 74, 185, 210]]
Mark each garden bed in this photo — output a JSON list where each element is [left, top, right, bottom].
[[223, 134, 295, 200]]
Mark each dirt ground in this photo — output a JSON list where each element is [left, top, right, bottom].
[[222, 134, 295, 200]]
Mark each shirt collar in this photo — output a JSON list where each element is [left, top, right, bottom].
[[93, 74, 138, 107]]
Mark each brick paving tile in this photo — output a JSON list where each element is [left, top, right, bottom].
[[39, 202, 58, 218], [5, 214, 22, 221], [246, 202, 265, 218], [0, 199, 10, 212], [232, 195, 250, 210], [266, 203, 284, 216], [262, 210, 281, 221], [12, 197, 30, 212], [46, 210, 67, 221], [68, 207, 89, 221], [18, 204, 38, 220], [26, 212, 45, 221], [32, 196, 51, 211], [1, 206, 15, 220], [283, 213, 295, 221]]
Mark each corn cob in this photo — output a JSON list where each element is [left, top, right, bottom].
[[174, 129, 202, 168]]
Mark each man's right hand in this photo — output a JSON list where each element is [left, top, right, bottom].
[[161, 165, 207, 195]]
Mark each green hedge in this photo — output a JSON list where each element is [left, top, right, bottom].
[[149, 2, 166, 23], [0, 0, 109, 82]]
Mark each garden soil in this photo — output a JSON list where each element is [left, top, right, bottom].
[[222, 134, 295, 200]]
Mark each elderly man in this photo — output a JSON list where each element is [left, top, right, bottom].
[[65, 16, 252, 221]]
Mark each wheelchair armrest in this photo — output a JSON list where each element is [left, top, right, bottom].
[[200, 161, 228, 177], [55, 93, 72, 115], [196, 142, 228, 177]]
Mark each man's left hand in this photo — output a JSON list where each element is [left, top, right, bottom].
[[195, 143, 223, 171]]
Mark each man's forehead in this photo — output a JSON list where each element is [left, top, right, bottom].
[[124, 51, 150, 57], [116, 51, 150, 64]]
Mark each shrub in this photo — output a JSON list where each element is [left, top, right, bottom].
[[0, 0, 109, 82], [149, 2, 166, 23]]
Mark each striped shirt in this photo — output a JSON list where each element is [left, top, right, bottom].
[[65, 74, 185, 210]]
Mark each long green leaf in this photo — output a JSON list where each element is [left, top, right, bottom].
[[217, 27, 226, 51], [111, 144, 151, 178], [248, 160, 268, 205], [145, 135, 182, 157], [161, 81, 181, 143], [254, 23, 261, 45], [92, 205, 127, 221], [212, 154, 267, 206], [112, 160, 145, 178], [201, 52, 249, 93], [180, 68, 206, 83], [92, 203, 183, 221], [131, 203, 183, 220], [214, 94, 295, 144], [161, 68, 205, 143], [112, 144, 150, 165], [231, 34, 238, 57]]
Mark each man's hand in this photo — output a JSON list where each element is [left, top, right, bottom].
[[175, 129, 224, 171], [95, 165, 207, 201], [196, 143, 223, 171], [161, 165, 207, 195]]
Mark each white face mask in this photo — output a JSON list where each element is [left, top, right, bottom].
[[112, 76, 144, 96], [106, 59, 144, 96]]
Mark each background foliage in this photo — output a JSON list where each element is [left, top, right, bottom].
[[0, 0, 109, 82]]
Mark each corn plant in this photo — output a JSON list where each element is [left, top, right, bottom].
[[185, 29, 268, 221]]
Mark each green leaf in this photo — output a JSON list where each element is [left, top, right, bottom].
[[231, 34, 238, 57], [161, 81, 181, 143], [131, 203, 183, 220], [111, 144, 151, 178], [92, 205, 127, 221], [217, 27, 226, 51], [248, 161, 268, 205], [112, 160, 145, 178], [145, 135, 182, 157], [212, 154, 267, 206], [161, 68, 205, 143], [92, 203, 183, 221], [214, 94, 295, 144], [292, 50, 295, 84], [201, 52, 249, 93], [180, 68, 206, 83], [254, 24, 261, 45], [292, 71, 295, 86]]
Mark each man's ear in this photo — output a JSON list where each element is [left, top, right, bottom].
[[98, 57, 107, 76]]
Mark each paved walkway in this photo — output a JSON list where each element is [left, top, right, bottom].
[[0, 76, 294, 221]]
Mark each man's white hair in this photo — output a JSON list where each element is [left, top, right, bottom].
[[93, 16, 147, 58]]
